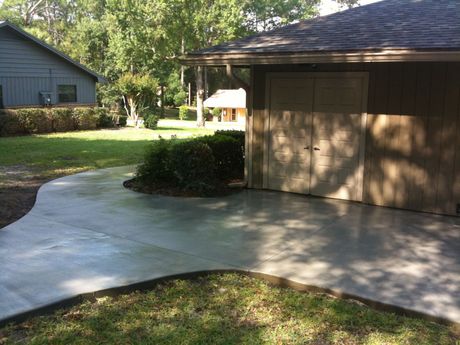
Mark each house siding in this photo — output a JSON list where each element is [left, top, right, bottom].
[[0, 26, 96, 107], [250, 62, 460, 216]]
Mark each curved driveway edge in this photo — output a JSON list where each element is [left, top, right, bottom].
[[1, 166, 459, 325]]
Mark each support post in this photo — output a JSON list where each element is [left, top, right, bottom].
[[195, 66, 205, 127], [226, 64, 233, 88], [226, 64, 250, 91], [204, 66, 208, 99]]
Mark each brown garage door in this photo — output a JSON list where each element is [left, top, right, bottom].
[[266, 73, 368, 201]]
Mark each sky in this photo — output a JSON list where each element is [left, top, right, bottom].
[[320, 0, 381, 15]]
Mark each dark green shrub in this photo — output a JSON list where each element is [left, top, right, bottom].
[[178, 105, 188, 120], [94, 107, 114, 128], [214, 130, 245, 143], [0, 107, 118, 136], [117, 114, 128, 127], [0, 110, 24, 136], [169, 140, 216, 193], [136, 132, 244, 195], [144, 115, 159, 129], [142, 109, 159, 129], [73, 108, 98, 130], [196, 135, 244, 180], [15, 108, 53, 134], [52, 108, 76, 132], [136, 140, 174, 185]]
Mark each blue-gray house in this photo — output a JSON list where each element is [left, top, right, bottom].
[[0, 21, 104, 109]]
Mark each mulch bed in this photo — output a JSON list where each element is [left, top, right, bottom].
[[124, 178, 244, 198], [0, 166, 50, 229]]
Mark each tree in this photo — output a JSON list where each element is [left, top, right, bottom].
[[164, 72, 188, 107], [116, 73, 159, 127], [0, 0, 78, 46], [0, 0, 362, 127], [0, 0, 45, 26], [173, 0, 321, 127], [243, 0, 320, 32], [336, 0, 360, 9]]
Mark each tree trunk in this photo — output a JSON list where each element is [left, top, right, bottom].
[[180, 37, 185, 87], [124, 95, 139, 128], [204, 67, 208, 99], [160, 85, 165, 119], [195, 66, 205, 127]]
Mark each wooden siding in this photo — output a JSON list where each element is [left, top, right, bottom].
[[0, 26, 96, 107], [250, 62, 460, 216], [0, 76, 96, 107]]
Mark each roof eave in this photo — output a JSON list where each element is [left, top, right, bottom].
[[181, 49, 460, 66]]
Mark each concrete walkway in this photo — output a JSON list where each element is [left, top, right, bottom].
[[1, 166, 459, 324]]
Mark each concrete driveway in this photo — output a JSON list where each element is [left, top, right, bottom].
[[1, 166, 459, 325]]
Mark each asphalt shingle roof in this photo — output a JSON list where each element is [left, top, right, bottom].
[[191, 0, 460, 56]]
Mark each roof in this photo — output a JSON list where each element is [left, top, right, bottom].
[[204, 88, 246, 108], [0, 21, 106, 82], [183, 0, 460, 65]]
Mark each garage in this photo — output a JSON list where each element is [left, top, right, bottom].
[[183, 0, 460, 216]]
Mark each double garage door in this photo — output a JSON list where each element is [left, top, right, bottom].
[[265, 73, 368, 202]]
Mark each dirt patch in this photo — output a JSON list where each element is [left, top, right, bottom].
[[124, 178, 244, 198], [0, 165, 50, 229]]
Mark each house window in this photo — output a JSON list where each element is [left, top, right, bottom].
[[57, 85, 77, 103], [0, 85, 4, 109], [231, 108, 237, 121]]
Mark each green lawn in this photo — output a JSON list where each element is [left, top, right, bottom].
[[0, 121, 214, 179], [0, 274, 457, 345]]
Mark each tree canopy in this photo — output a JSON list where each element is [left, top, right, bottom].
[[0, 0, 361, 124]]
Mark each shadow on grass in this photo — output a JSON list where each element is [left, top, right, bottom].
[[155, 126, 190, 131], [1, 273, 456, 344]]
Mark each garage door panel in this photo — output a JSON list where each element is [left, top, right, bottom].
[[317, 129, 355, 142], [311, 76, 365, 201], [272, 151, 309, 163], [268, 78, 314, 194], [317, 140, 358, 158], [314, 155, 356, 167], [272, 134, 310, 154], [314, 166, 333, 183]]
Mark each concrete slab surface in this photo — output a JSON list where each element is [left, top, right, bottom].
[[1, 166, 459, 324]]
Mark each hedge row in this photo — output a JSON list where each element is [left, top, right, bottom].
[[0, 107, 127, 136], [136, 131, 245, 195]]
